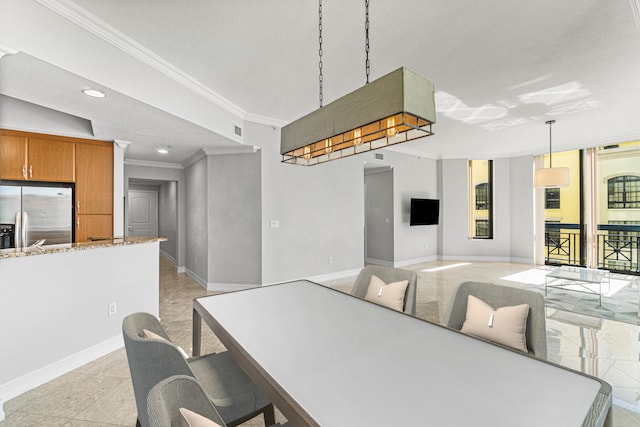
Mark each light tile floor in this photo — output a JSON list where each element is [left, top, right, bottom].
[[1, 257, 639, 426]]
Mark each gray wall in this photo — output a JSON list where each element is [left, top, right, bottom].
[[441, 158, 511, 260], [207, 152, 262, 285], [249, 121, 441, 283], [440, 156, 535, 262], [185, 157, 208, 281], [251, 121, 365, 283], [365, 168, 394, 264], [389, 151, 439, 263], [159, 181, 178, 262], [509, 155, 535, 263]]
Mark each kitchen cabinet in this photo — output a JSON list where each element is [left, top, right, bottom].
[[1, 129, 114, 243], [0, 131, 75, 182], [28, 137, 75, 182], [75, 141, 113, 215], [76, 214, 113, 242], [0, 134, 26, 180], [75, 141, 114, 242]]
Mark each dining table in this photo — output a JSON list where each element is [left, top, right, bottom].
[[192, 280, 612, 427]]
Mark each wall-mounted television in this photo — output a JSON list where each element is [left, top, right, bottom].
[[410, 198, 440, 226]]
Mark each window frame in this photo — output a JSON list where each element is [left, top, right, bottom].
[[608, 175, 640, 209], [468, 160, 494, 239]]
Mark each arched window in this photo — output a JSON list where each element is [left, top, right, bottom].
[[608, 176, 640, 208]]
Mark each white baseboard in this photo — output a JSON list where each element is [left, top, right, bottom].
[[185, 268, 207, 289], [439, 255, 513, 263], [0, 335, 123, 403], [160, 251, 185, 273], [184, 268, 260, 291], [160, 250, 176, 265], [394, 255, 438, 267], [365, 257, 394, 267]]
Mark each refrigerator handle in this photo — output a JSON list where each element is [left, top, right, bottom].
[[22, 212, 28, 248], [15, 212, 21, 248]]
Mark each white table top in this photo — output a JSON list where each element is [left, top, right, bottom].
[[195, 280, 609, 427]]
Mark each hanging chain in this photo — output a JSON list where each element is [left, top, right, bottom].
[[318, 0, 324, 107], [365, 0, 370, 84]]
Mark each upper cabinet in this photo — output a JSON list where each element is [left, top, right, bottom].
[[76, 141, 113, 215], [28, 137, 75, 182], [0, 134, 27, 180], [0, 131, 75, 182]]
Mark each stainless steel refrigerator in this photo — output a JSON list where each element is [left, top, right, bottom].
[[0, 183, 73, 249]]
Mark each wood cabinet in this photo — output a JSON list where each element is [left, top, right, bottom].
[[76, 142, 113, 215], [1, 129, 114, 243], [0, 131, 75, 182], [75, 214, 113, 242], [0, 134, 27, 180], [75, 141, 114, 242], [27, 137, 75, 182]]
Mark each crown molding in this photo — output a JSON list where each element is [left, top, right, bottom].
[[202, 145, 259, 156], [0, 44, 18, 58], [113, 139, 131, 149], [124, 158, 183, 169], [631, 0, 640, 28], [35, 0, 247, 119], [182, 145, 260, 169], [244, 112, 288, 128]]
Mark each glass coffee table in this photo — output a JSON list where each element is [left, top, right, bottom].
[[545, 266, 611, 306]]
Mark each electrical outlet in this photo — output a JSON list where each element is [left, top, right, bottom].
[[328, 256, 333, 264], [108, 301, 117, 316]]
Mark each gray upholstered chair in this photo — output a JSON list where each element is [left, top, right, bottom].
[[444, 281, 547, 359], [351, 265, 418, 315], [148, 375, 227, 427], [123, 312, 274, 427]]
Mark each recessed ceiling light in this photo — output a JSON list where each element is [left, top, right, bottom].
[[82, 89, 106, 98], [157, 148, 169, 154]]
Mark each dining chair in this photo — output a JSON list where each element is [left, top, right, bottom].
[[444, 281, 547, 359], [123, 312, 275, 427], [147, 375, 227, 427], [351, 265, 418, 315]]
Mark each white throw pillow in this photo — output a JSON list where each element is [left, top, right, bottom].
[[460, 295, 529, 353], [364, 275, 409, 312], [142, 328, 190, 359], [179, 407, 221, 427]]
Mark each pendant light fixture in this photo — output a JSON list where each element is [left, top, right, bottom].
[[534, 120, 570, 188], [281, 0, 436, 166]]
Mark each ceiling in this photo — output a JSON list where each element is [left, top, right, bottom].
[[1, 0, 640, 166]]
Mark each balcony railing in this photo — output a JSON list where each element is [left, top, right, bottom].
[[544, 223, 640, 274]]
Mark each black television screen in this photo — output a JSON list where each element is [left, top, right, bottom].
[[410, 198, 439, 225]]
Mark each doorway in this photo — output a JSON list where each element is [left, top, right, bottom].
[[364, 163, 394, 265]]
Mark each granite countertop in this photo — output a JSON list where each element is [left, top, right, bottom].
[[0, 237, 167, 259]]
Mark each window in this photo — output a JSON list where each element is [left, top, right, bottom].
[[545, 188, 560, 209], [468, 160, 493, 239], [475, 183, 490, 210], [475, 220, 489, 237], [608, 176, 640, 208]]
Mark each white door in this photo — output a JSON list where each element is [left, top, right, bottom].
[[128, 190, 158, 237]]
